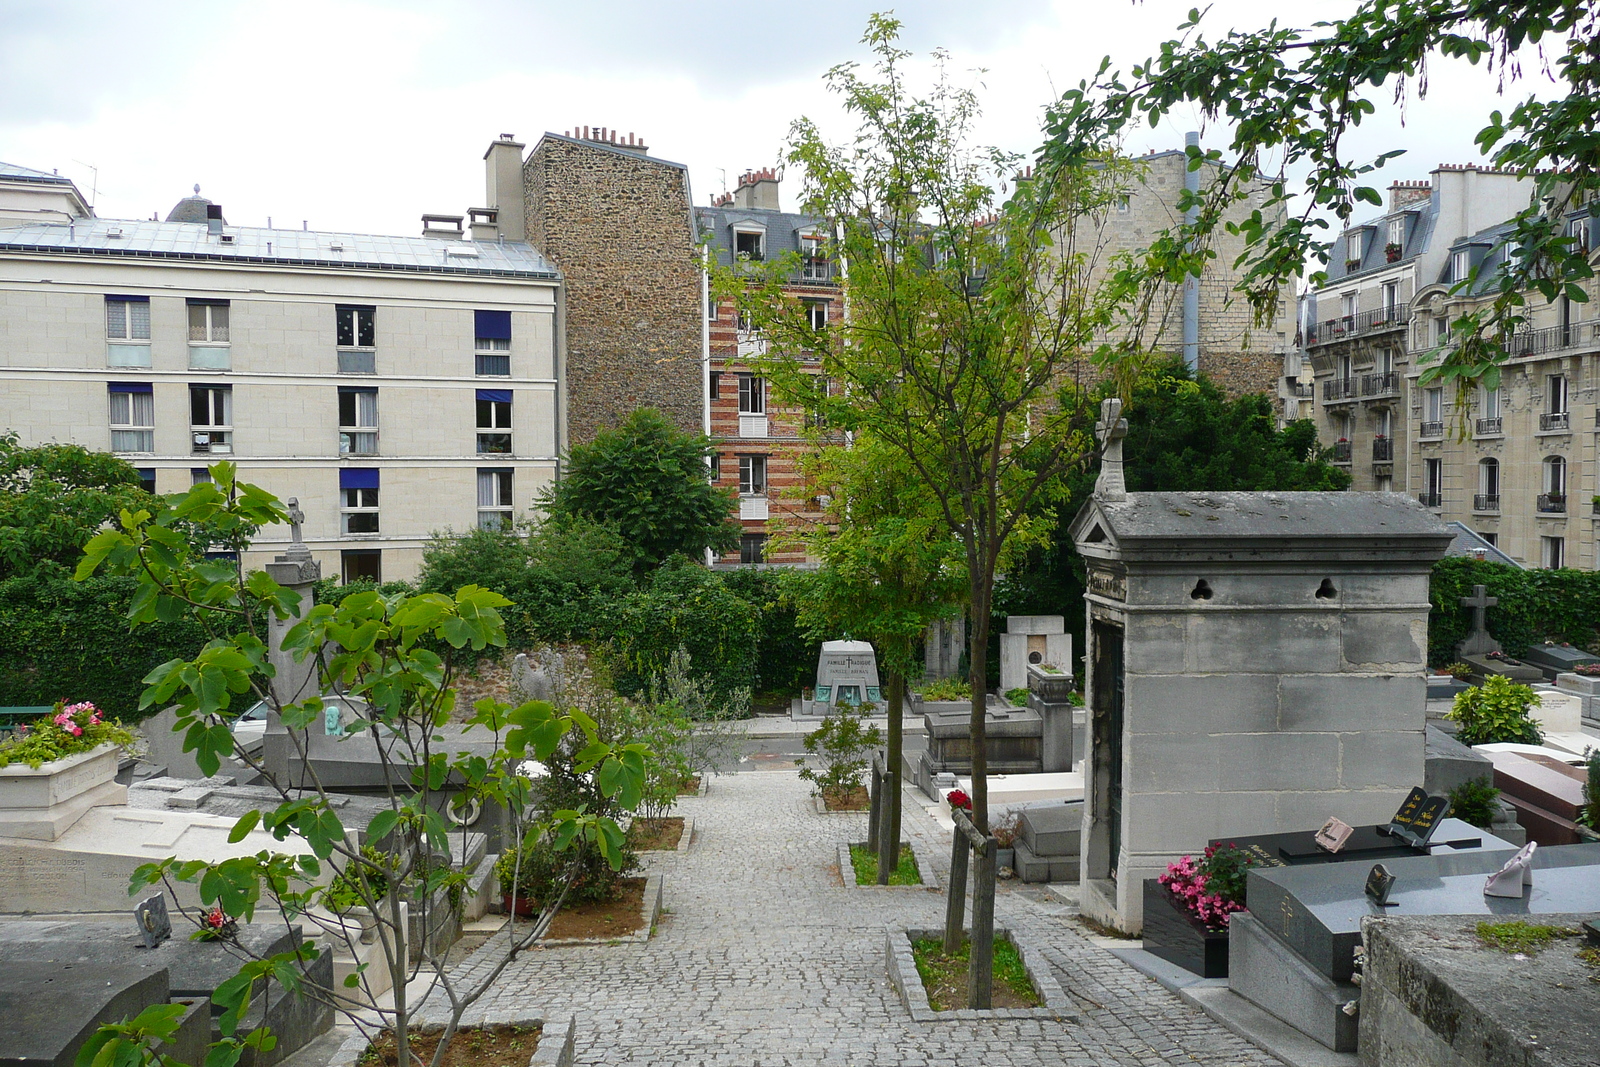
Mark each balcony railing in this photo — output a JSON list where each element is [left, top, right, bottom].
[[1361, 372, 1400, 397], [1538, 492, 1568, 514], [1476, 417, 1503, 435], [1323, 378, 1358, 401], [1505, 321, 1597, 358], [1420, 420, 1445, 437], [1331, 441, 1352, 462], [1304, 305, 1412, 346], [1288, 380, 1314, 398], [1541, 411, 1571, 431], [1418, 491, 1442, 508], [1371, 438, 1393, 461], [1474, 494, 1500, 512]]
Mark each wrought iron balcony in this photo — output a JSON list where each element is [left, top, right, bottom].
[[1304, 305, 1412, 346], [1361, 372, 1400, 397], [1505, 321, 1597, 358], [1417, 492, 1442, 508], [1419, 420, 1445, 437], [1331, 441, 1352, 462], [1323, 378, 1359, 401], [1541, 411, 1571, 431], [1288, 380, 1314, 398], [1372, 437, 1393, 461], [1475, 417, 1502, 436], [1473, 494, 1500, 512], [1538, 493, 1568, 514]]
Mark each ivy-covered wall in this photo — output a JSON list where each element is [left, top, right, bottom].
[[1428, 557, 1600, 665]]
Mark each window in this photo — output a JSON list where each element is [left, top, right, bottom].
[[341, 549, 381, 584], [1477, 458, 1500, 511], [1543, 536, 1565, 569], [191, 468, 212, 486], [1546, 454, 1567, 496], [1482, 386, 1503, 420], [1340, 292, 1357, 322], [1434, 316, 1450, 346], [709, 453, 721, 480], [476, 468, 513, 529], [340, 469, 379, 535], [734, 229, 764, 261], [804, 300, 828, 331], [474, 310, 511, 376], [109, 383, 154, 453], [738, 375, 765, 415], [1347, 231, 1364, 264], [1388, 217, 1405, 249], [740, 533, 767, 564], [736, 309, 754, 334], [800, 233, 829, 280], [136, 468, 156, 495], [1376, 347, 1394, 375], [1481, 531, 1497, 547], [1422, 457, 1443, 507], [106, 296, 150, 340], [338, 387, 378, 454], [1423, 387, 1443, 423], [1567, 216, 1589, 253], [1451, 250, 1471, 283], [336, 306, 375, 348], [1116, 194, 1131, 213], [189, 385, 233, 454], [738, 454, 767, 495], [1375, 407, 1392, 439], [1548, 374, 1569, 414], [188, 300, 229, 342], [1381, 281, 1400, 313], [476, 390, 512, 453]]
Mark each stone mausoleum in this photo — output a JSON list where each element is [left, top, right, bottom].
[[1069, 400, 1454, 933]]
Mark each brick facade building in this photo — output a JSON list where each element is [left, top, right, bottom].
[[522, 128, 703, 446]]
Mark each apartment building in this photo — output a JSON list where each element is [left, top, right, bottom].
[[696, 170, 836, 566], [0, 141, 561, 582], [1302, 164, 1533, 500]]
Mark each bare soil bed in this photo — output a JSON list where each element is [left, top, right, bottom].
[[628, 816, 684, 850], [360, 1025, 541, 1067], [822, 785, 869, 811]]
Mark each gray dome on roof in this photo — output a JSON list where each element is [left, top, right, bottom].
[[165, 196, 220, 224]]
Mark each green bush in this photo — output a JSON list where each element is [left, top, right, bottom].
[[1004, 687, 1031, 706], [1448, 776, 1502, 830], [718, 567, 819, 695], [1428, 557, 1600, 665], [1580, 750, 1600, 830], [1448, 675, 1544, 746], [796, 705, 883, 801], [917, 676, 972, 702], [608, 559, 759, 705]]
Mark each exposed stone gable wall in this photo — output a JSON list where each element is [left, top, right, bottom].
[[524, 137, 703, 444]]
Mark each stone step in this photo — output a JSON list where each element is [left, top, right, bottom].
[[1019, 800, 1082, 856], [1013, 837, 1079, 883]]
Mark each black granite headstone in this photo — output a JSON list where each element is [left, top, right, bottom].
[[0, 961, 168, 1067], [134, 894, 171, 949], [1364, 863, 1396, 906], [1216, 816, 1492, 869]]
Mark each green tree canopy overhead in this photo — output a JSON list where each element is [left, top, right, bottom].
[[0, 433, 152, 579], [547, 408, 738, 574]]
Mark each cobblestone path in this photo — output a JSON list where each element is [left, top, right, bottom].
[[439, 771, 1281, 1066]]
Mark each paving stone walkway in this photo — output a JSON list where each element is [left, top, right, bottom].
[[437, 771, 1281, 1067]]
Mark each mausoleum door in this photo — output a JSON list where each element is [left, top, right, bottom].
[[1092, 620, 1125, 884]]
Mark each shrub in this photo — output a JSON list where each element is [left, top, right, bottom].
[[1448, 675, 1544, 746], [1580, 749, 1600, 830], [796, 705, 883, 801], [0, 700, 133, 769], [321, 845, 396, 913], [1003, 687, 1031, 706], [917, 676, 972, 701], [609, 559, 759, 705], [1444, 662, 1474, 682], [1448, 776, 1502, 829], [496, 831, 633, 908]]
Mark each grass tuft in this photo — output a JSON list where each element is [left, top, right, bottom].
[[910, 935, 1040, 1011], [849, 843, 922, 886], [1475, 920, 1579, 955]]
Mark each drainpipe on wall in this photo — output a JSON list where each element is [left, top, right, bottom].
[[1183, 130, 1200, 374]]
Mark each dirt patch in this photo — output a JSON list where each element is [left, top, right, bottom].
[[677, 776, 701, 796], [911, 936, 1041, 1011], [535, 877, 648, 941], [360, 1025, 540, 1067], [822, 785, 869, 811], [628, 816, 684, 850]]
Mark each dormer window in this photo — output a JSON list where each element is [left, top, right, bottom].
[[1346, 231, 1364, 265], [800, 233, 829, 280], [1387, 218, 1404, 249], [735, 229, 764, 261], [1451, 249, 1471, 283]]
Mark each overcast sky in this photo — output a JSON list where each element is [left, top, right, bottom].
[[0, 1, 1561, 237]]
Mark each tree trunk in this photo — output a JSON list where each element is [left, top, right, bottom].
[[967, 603, 991, 833], [886, 670, 904, 870]]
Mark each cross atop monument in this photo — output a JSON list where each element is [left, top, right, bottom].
[[1456, 583, 1502, 657], [273, 496, 317, 571], [1095, 397, 1128, 502]]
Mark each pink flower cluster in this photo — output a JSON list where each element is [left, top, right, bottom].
[[1158, 855, 1245, 929], [52, 702, 103, 738]]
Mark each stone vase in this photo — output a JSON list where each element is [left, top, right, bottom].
[[1140, 879, 1230, 978], [0, 742, 126, 840]]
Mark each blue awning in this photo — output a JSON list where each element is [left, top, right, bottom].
[[476, 389, 512, 403], [105, 294, 149, 302], [475, 309, 511, 340], [340, 468, 380, 490], [108, 381, 152, 393]]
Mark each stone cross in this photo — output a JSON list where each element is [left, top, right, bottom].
[[1095, 397, 1128, 502], [287, 498, 305, 545], [1456, 583, 1502, 657], [280, 497, 313, 564]]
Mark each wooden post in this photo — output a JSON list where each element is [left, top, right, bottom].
[[866, 755, 883, 854], [943, 821, 968, 954], [876, 764, 895, 884], [968, 833, 997, 1010]]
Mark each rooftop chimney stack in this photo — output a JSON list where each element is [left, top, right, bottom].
[[563, 126, 650, 156], [731, 168, 780, 211], [1387, 179, 1433, 212], [483, 133, 527, 243], [206, 203, 223, 235]]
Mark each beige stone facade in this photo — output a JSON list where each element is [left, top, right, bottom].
[[522, 130, 703, 446], [0, 152, 561, 582]]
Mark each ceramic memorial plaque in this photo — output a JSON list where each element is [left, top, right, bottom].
[[134, 893, 171, 949], [1314, 817, 1354, 853], [1484, 841, 1537, 898]]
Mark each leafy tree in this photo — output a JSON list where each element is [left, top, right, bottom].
[[0, 432, 152, 578], [1045, 0, 1600, 412], [727, 15, 1136, 833], [77, 462, 650, 1067], [546, 408, 738, 573]]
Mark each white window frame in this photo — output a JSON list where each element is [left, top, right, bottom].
[[1543, 535, 1565, 569], [339, 388, 379, 455], [1423, 387, 1444, 423], [1451, 250, 1471, 283], [476, 468, 513, 529], [336, 306, 375, 350], [1546, 454, 1567, 496], [1347, 231, 1364, 263], [188, 302, 230, 343], [1548, 374, 1569, 414], [190, 385, 233, 455], [738, 374, 766, 415], [1381, 281, 1400, 313], [1341, 292, 1357, 320], [738, 454, 767, 495], [109, 390, 155, 454], [804, 300, 828, 331], [1424, 457, 1443, 497], [341, 487, 380, 535], [1479, 457, 1500, 497], [733, 227, 765, 262], [1387, 218, 1405, 249], [799, 233, 829, 279], [476, 396, 512, 455], [106, 298, 150, 341]]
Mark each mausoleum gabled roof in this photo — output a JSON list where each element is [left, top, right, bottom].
[[1070, 491, 1454, 565]]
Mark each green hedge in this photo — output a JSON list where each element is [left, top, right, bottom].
[[0, 571, 208, 723], [1428, 557, 1600, 665]]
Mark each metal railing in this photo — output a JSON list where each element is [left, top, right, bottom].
[[1476, 417, 1503, 435], [1505, 322, 1596, 358], [1474, 494, 1500, 512], [1289, 381, 1314, 398], [1541, 411, 1571, 431], [1372, 438, 1393, 461], [1362, 372, 1400, 397], [1304, 305, 1412, 345], [1420, 420, 1445, 437], [1538, 493, 1568, 514], [1323, 378, 1358, 401], [1332, 441, 1353, 462], [1418, 491, 1442, 508]]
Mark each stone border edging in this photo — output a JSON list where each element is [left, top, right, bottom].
[[328, 1013, 575, 1067], [837, 840, 942, 890], [633, 815, 694, 853], [884, 925, 1077, 1023], [537, 871, 663, 947]]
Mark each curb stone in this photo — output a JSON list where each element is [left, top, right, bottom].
[[537, 871, 663, 947], [327, 1014, 575, 1067], [838, 840, 943, 891], [885, 925, 1077, 1023]]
